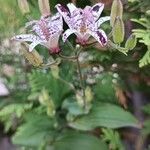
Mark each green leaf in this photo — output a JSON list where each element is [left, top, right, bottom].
[[12, 113, 56, 147], [131, 19, 148, 28], [93, 73, 117, 103], [28, 70, 74, 107], [101, 128, 125, 150], [62, 99, 87, 116], [139, 48, 150, 67], [54, 132, 108, 150], [0, 103, 32, 118], [69, 103, 139, 131]]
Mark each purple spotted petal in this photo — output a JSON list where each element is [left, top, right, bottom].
[[62, 29, 77, 42], [55, 4, 71, 24], [92, 3, 104, 21], [88, 30, 107, 46], [12, 34, 40, 42], [97, 16, 110, 27], [67, 3, 77, 15]]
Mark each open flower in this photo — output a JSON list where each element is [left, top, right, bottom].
[[12, 13, 63, 54], [56, 3, 110, 46]]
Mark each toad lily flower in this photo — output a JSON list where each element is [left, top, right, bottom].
[[12, 13, 63, 54], [56, 3, 110, 46]]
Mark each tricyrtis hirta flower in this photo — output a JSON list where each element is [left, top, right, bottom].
[[12, 13, 63, 54], [56, 3, 110, 46]]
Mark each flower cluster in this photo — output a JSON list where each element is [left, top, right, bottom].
[[12, 3, 110, 54]]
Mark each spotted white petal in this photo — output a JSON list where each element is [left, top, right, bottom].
[[55, 4, 71, 24], [25, 20, 38, 28], [67, 3, 77, 15], [88, 29, 107, 46], [29, 41, 42, 52], [97, 16, 110, 27], [12, 34, 40, 42], [92, 3, 104, 21], [62, 29, 78, 42], [51, 13, 63, 29]]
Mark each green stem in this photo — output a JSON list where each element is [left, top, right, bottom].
[[76, 51, 86, 108], [58, 53, 77, 60], [61, 40, 86, 108], [40, 61, 58, 68]]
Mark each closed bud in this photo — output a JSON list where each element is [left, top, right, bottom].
[[110, 0, 123, 26], [47, 101, 55, 117], [39, 89, 49, 105], [21, 44, 43, 67], [125, 34, 137, 50], [85, 87, 93, 103], [112, 17, 125, 44], [17, 0, 30, 15], [39, 89, 55, 117], [76, 91, 84, 107], [38, 0, 50, 17], [146, 10, 150, 16]]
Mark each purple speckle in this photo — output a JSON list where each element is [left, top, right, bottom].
[[96, 31, 106, 45], [59, 5, 71, 17], [59, 5, 68, 12], [92, 5, 100, 12]]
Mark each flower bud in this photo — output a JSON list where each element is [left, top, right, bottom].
[[17, 0, 30, 14], [146, 10, 150, 16], [85, 87, 93, 103], [39, 89, 55, 117], [125, 34, 137, 50], [38, 0, 50, 17], [21, 44, 43, 67], [110, 0, 123, 26], [112, 17, 125, 44]]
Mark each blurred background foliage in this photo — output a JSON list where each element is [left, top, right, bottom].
[[0, 0, 150, 150]]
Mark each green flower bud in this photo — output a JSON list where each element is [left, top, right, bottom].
[[21, 45, 43, 67], [110, 0, 123, 26], [39, 89, 55, 117], [85, 87, 93, 103], [125, 34, 137, 50], [21, 43, 43, 67], [146, 10, 150, 16], [17, 0, 30, 15], [112, 17, 125, 44]]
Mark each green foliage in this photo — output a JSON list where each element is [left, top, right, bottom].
[[0, 103, 32, 118], [101, 128, 125, 150], [93, 73, 117, 103], [1, 0, 150, 149], [0, 103, 32, 132], [132, 17, 150, 67], [12, 113, 56, 147], [69, 103, 139, 131], [139, 47, 150, 68], [28, 70, 74, 107], [53, 132, 108, 150]]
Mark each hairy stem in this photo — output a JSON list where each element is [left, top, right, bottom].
[[63, 41, 86, 108], [76, 51, 86, 108], [58, 53, 77, 60]]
